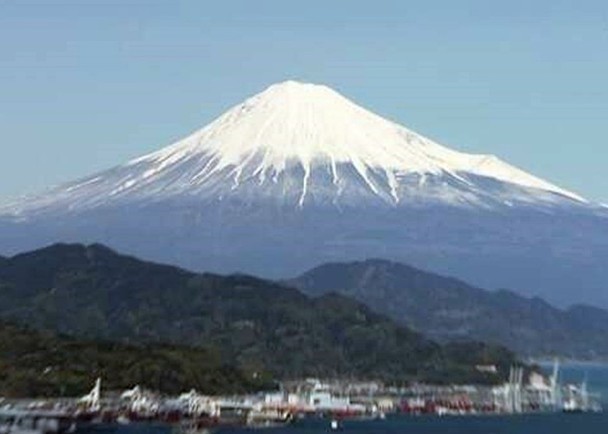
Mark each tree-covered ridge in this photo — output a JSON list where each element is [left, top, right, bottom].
[[0, 244, 518, 388], [0, 321, 273, 398]]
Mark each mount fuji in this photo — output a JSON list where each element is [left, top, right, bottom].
[[1, 81, 607, 307]]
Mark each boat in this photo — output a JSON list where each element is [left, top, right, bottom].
[[246, 406, 293, 428]]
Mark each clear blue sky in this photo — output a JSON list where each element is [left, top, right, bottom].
[[1, 0, 606, 202]]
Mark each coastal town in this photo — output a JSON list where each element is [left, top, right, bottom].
[[0, 362, 601, 434]]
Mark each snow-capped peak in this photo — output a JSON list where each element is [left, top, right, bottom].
[[0, 81, 587, 216], [128, 80, 584, 204]]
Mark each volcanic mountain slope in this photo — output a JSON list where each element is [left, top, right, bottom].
[[0, 81, 586, 213], [0, 243, 517, 385], [289, 259, 608, 359], [0, 81, 606, 307]]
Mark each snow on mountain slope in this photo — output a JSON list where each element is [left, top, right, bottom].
[[0, 81, 587, 216]]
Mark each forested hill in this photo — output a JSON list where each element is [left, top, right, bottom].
[[0, 243, 517, 386], [0, 321, 273, 398], [290, 259, 608, 358]]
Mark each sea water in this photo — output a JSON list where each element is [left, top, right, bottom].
[[87, 413, 608, 434], [233, 413, 608, 434]]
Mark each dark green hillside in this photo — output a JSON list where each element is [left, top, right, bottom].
[[0, 321, 272, 398], [0, 244, 518, 386]]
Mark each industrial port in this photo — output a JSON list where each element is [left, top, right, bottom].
[[0, 362, 601, 434]]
